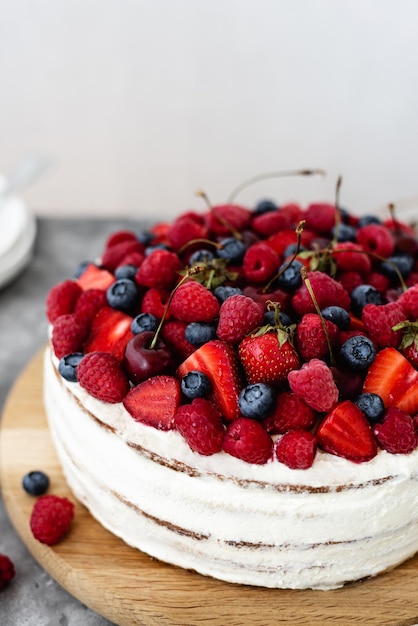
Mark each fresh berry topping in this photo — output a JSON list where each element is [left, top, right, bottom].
[[350, 284, 382, 317], [356, 223, 395, 258], [354, 392, 385, 424], [74, 288, 107, 324], [114, 264, 139, 280], [216, 295, 264, 345], [136, 249, 182, 289], [252, 209, 290, 237], [104, 229, 138, 249], [83, 306, 134, 361], [223, 417, 273, 464], [373, 407, 418, 454], [123, 331, 174, 384], [0, 554, 15, 590], [30, 495, 74, 545], [76, 263, 115, 291], [46, 280, 82, 323], [22, 471, 50, 496], [277, 259, 305, 291], [275, 430, 317, 470], [332, 242, 371, 275], [52, 314, 89, 359], [131, 312, 159, 334], [296, 313, 338, 361], [361, 301, 405, 348], [321, 305, 350, 330], [253, 198, 277, 214], [398, 283, 418, 318], [174, 398, 224, 455], [185, 322, 217, 346], [238, 383, 276, 419], [177, 340, 243, 421], [213, 285, 244, 303], [101, 239, 144, 272], [317, 400, 377, 462], [206, 203, 252, 236], [166, 215, 208, 252], [242, 243, 278, 284], [58, 352, 84, 382], [292, 271, 350, 316], [304, 202, 337, 234], [239, 328, 300, 386], [262, 391, 315, 434], [141, 287, 171, 319], [180, 370, 211, 399], [217, 237, 247, 263], [78, 352, 130, 403], [123, 375, 181, 430], [106, 278, 139, 314], [340, 335, 376, 371], [160, 321, 196, 361], [170, 281, 220, 323], [288, 359, 339, 412]]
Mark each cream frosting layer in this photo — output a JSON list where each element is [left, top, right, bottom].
[[43, 347, 418, 590]]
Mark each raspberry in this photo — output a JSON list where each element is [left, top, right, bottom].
[[117, 251, 145, 269], [262, 391, 315, 434], [46, 280, 82, 323], [398, 284, 418, 319], [104, 229, 138, 249], [356, 224, 395, 258], [365, 271, 390, 294], [251, 210, 290, 237], [362, 301, 405, 348], [77, 351, 130, 403], [136, 249, 182, 289], [30, 495, 75, 545], [74, 288, 107, 324], [275, 430, 317, 469], [170, 281, 220, 323], [373, 407, 418, 454], [51, 313, 89, 359], [296, 313, 338, 361], [288, 359, 339, 412], [304, 203, 337, 234], [166, 215, 208, 252], [206, 204, 252, 236], [337, 271, 363, 294], [0, 553, 15, 590], [292, 271, 351, 316], [223, 417, 273, 464], [174, 398, 224, 455], [101, 240, 144, 272], [161, 320, 196, 360], [280, 202, 304, 224], [242, 243, 279, 284], [216, 295, 264, 345], [332, 242, 371, 275], [141, 288, 171, 320]]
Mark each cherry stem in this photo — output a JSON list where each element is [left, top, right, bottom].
[[227, 168, 326, 203], [195, 188, 243, 240], [262, 220, 306, 293], [149, 266, 205, 350], [178, 237, 221, 256], [388, 202, 402, 236], [329, 175, 343, 249], [300, 266, 336, 367]]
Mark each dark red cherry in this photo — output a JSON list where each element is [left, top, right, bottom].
[[123, 331, 174, 384]]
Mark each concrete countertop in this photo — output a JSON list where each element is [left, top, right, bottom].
[[0, 217, 149, 626]]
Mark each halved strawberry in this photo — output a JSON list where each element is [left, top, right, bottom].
[[317, 400, 377, 462], [238, 329, 300, 386], [83, 306, 134, 360], [177, 340, 243, 421], [123, 375, 180, 430], [77, 263, 115, 291], [363, 347, 418, 413]]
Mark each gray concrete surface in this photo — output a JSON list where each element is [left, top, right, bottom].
[[0, 217, 148, 626]]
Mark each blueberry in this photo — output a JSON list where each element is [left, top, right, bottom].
[[107, 278, 139, 313], [340, 335, 376, 370], [185, 322, 217, 346], [263, 310, 293, 327], [321, 306, 350, 330], [73, 260, 91, 279], [217, 238, 246, 263], [181, 371, 211, 399], [213, 285, 243, 303], [238, 383, 276, 419], [254, 199, 277, 214], [380, 254, 414, 280], [331, 223, 357, 242], [131, 313, 159, 334], [58, 352, 84, 382], [358, 215, 382, 227], [137, 230, 154, 246], [350, 284, 382, 317], [114, 264, 138, 280], [144, 243, 171, 256], [22, 471, 50, 496], [188, 249, 216, 264], [282, 243, 307, 258], [354, 393, 385, 424], [277, 259, 304, 291]]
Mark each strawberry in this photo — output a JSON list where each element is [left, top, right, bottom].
[[316, 400, 377, 462], [83, 306, 134, 360], [77, 263, 115, 291], [216, 294, 264, 345], [174, 398, 224, 455], [30, 495, 75, 545], [239, 328, 300, 386], [363, 347, 418, 414], [223, 418, 273, 464], [46, 279, 82, 323], [177, 340, 243, 421], [123, 375, 181, 430], [288, 359, 339, 412], [77, 352, 130, 403], [374, 407, 418, 454], [275, 430, 317, 469]]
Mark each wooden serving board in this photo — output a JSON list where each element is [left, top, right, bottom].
[[1, 350, 418, 626]]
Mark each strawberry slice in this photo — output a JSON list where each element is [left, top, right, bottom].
[[317, 400, 377, 463], [177, 340, 243, 421], [123, 375, 180, 430], [363, 347, 418, 411], [83, 306, 134, 360], [77, 263, 115, 291]]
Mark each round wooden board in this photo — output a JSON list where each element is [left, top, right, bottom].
[[1, 350, 418, 626]]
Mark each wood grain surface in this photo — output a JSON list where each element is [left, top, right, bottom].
[[1, 350, 418, 626]]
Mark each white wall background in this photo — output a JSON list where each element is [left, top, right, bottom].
[[0, 0, 418, 220]]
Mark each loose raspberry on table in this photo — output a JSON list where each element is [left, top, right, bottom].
[[223, 417, 273, 464], [77, 351, 130, 403], [51, 313, 89, 359], [135, 249, 182, 289], [275, 430, 317, 470], [216, 294, 264, 344], [174, 398, 225, 456], [373, 407, 418, 454], [30, 495, 75, 545], [46, 280, 82, 323], [296, 313, 338, 361], [170, 281, 220, 323], [288, 359, 339, 412], [361, 301, 405, 348], [292, 271, 351, 316], [0, 553, 15, 590], [262, 391, 315, 434]]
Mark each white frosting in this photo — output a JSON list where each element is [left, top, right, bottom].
[[44, 347, 418, 589]]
